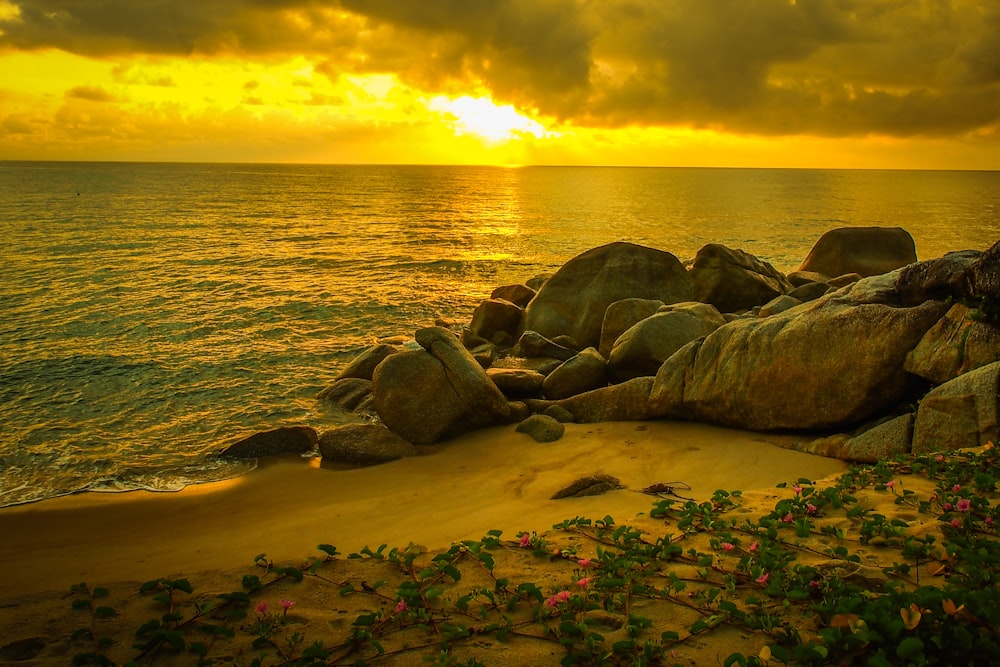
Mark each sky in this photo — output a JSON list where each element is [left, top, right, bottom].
[[1, 0, 998, 169]]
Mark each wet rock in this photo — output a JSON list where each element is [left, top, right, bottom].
[[316, 378, 372, 412], [337, 344, 398, 381], [220, 426, 318, 459], [318, 423, 417, 466]]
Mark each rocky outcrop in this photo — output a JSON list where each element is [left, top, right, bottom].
[[487, 367, 546, 398], [599, 298, 664, 359], [905, 304, 1000, 384], [650, 274, 949, 431], [372, 327, 511, 444], [515, 414, 565, 442], [912, 362, 1000, 454], [521, 242, 692, 349], [318, 423, 417, 466], [317, 378, 372, 412], [336, 344, 398, 381], [606, 302, 725, 382], [690, 244, 794, 313], [220, 426, 318, 459], [543, 347, 607, 399], [530, 377, 655, 423], [469, 298, 523, 345], [798, 227, 917, 278], [491, 283, 536, 308]]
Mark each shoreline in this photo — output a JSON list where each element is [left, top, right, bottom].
[[0, 421, 846, 601]]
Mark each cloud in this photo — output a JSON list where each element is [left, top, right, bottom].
[[65, 84, 116, 102], [1, 0, 997, 140]]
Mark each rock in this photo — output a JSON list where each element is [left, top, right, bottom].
[[758, 295, 801, 318], [543, 404, 576, 423], [317, 423, 417, 466], [905, 304, 1000, 384], [895, 250, 982, 305], [650, 277, 949, 431], [220, 426, 318, 458], [551, 473, 624, 499], [531, 376, 655, 423], [515, 330, 577, 361], [543, 347, 608, 399], [491, 355, 564, 375], [467, 342, 497, 369], [491, 283, 537, 308], [469, 298, 524, 345], [337, 344, 398, 381], [599, 298, 664, 358], [515, 414, 566, 442], [689, 243, 794, 313], [526, 273, 551, 291], [521, 242, 692, 349], [828, 273, 862, 288], [966, 241, 1000, 304], [912, 361, 1000, 454], [316, 378, 372, 412], [839, 414, 914, 463], [798, 227, 917, 278], [372, 326, 511, 444], [507, 401, 531, 422], [787, 270, 831, 287], [606, 302, 724, 382], [487, 367, 546, 397], [787, 281, 830, 303]]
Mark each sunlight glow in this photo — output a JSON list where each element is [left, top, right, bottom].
[[428, 95, 550, 143]]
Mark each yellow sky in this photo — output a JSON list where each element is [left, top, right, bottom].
[[1, 1, 998, 169]]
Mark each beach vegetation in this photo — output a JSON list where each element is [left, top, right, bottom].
[[70, 445, 1000, 665]]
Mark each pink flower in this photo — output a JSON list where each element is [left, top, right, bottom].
[[519, 534, 531, 548], [782, 512, 794, 523], [935, 454, 945, 462], [577, 558, 591, 567], [721, 542, 735, 552], [953, 484, 962, 492], [886, 481, 894, 489], [255, 601, 268, 614], [544, 591, 572, 608], [755, 572, 769, 585], [944, 502, 953, 511], [394, 599, 408, 614], [576, 577, 592, 587], [749, 541, 759, 553], [793, 486, 803, 496], [279, 599, 296, 611], [809, 580, 821, 589], [951, 518, 961, 528], [806, 503, 818, 515], [957, 498, 971, 512], [986, 517, 995, 527]]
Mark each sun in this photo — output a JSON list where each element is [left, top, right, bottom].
[[428, 95, 549, 143]]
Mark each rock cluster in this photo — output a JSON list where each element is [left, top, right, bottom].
[[226, 226, 1000, 467]]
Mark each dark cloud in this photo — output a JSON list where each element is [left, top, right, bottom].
[[65, 85, 116, 101], [1, 0, 997, 139]]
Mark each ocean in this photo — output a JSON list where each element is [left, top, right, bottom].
[[1, 162, 998, 507]]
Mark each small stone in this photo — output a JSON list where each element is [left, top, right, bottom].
[[551, 473, 624, 499], [515, 414, 565, 442]]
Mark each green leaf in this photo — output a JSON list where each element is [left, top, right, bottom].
[[318, 543, 339, 556], [94, 606, 117, 619], [442, 564, 462, 582], [171, 578, 194, 594], [896, 637, 925, 661], [135, 619, 161, 637]]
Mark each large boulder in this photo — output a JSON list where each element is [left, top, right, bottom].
[[219, 426, 318, 459], [520, 242, 692, 349], [911, 362, 1000, 454], [606, 302, 725, 383], [689, 244, 794, 313], [469, 298, 523, 345], [543, 347, 608, 399], [797, 227, 917, 278], [318, 423, 417, 466], [491, 283, 536, 308], [599, 298, 664, 359], [486, 367, 546, 398], [650, 275, 949, 431], [336, 344, 398, 381], [528, 376, 655, 423], [316, 378, 372, 412], [905, 304, 1000, 384], [372, 327, 511, 444]]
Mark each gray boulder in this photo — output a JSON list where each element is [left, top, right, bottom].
[[515, 414, 565, 442], [515, 330, 577, 361], [318, 423, 417, 466], [599, 298, 664, 359], [491, 283, 536, 308], [757, 295, 802, 318], [606, 302, 725, 383], [650, 275, 949, 431], [840, 414, 914, 463], [787, 281, 830, 303], [220, 426, 318, 459], [690, 244, 794, 313], [521, 242, 692, 349], [543, 347, 608, 399], [469, 298, 523, 345], [337, 344, 398, 381], [486, 367, 546, 398], [798, 227, 917, 278], [905, 303, 1000, 385], [912, 361, 1000, 454], [371, 326, 511, 444], [529, 376, 655, 423], [316, 378, 373, 412]]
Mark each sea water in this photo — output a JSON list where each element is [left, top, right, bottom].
[[1, 162, 998, 506]]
